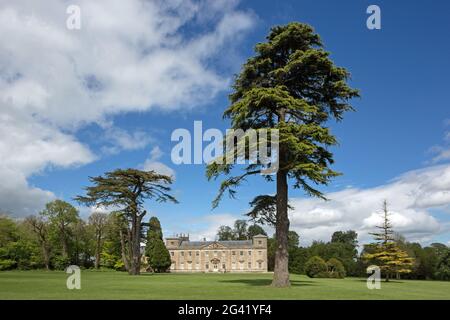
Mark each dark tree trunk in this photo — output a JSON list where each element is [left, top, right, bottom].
[[42, 245, 50, 270], [272, 108, 290, 288], [272, 169, 290, 287], [60, 223, 69, 259], [119, 229, 130, 271], [129, 213, 143, 275], [95, 232, 101, 269]]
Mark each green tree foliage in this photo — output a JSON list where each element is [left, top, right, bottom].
[[75, 169, 177, 275], [327, 258, 346, 278], [206, 22, 358, 287], [145, 216, 171, 273], [40, 200, 79, 259], [217, 226, 235, 241], [148, 239, 171, 273], [233, 220, 248, 240], [24, 215, 52, 270], [216, 219, 266, 241], [305, 256, 328, 278], [247, 224, 267, 238], [88, 212, 108, 269], [362, 201, 414, 281]]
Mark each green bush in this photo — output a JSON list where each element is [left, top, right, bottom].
[[52, 256, 71, 270], [148, 239, 171, 273], [0, 259, 16, 270], [327, 258, 346, 278], [305, 256, 328, 278]]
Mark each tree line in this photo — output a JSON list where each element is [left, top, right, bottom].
[[216, 216, 450, 281], [0, 200, 172, 273]]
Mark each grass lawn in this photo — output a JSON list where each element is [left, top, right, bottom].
[[0, 270, 449, 300]]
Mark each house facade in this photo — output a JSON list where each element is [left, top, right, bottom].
[[165, 234, 268, 273]]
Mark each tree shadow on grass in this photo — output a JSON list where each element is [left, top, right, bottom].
[[218, 279, 316, 287]]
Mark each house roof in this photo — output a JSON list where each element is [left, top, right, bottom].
[[176, 240, 253, 249]]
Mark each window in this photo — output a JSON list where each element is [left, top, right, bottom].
[[205, 264, 209, 269], [170, 251, 174, 256], [222, 264, 226, 269], [181, 251, 184, 256], [258, 262, 262, 269], [258, 240, 262, 245], [188, 251, 192, 256], [232, 251, 236, 255], [196, 251, 199, 256], [248, 262, 251, 269], [171, 241, 175, 246], [248, 251, 251, 256], [240, 251, 243, 256]]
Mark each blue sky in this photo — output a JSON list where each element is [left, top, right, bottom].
[[1, 0, 449, 246]]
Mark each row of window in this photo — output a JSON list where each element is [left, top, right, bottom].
[[172, 261, 263, 270], [170, 250, 263, 257]]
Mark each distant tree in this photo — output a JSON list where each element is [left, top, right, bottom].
[[0, 216, 19, 248], [217, 225, 235, 241], [247, 224, 267, 238], [207, 22, 358, 287], [75, 169, 178, 275], [233, 220, 248, 240], [88, 212, 108, 269], [25, 215, 51, 270], [41, 200, 79, 259], [145, 216, 170, 273], [327, 258, 346, 278], [102, 212, 129, 271], [305, 256, 328, 278], [288, 231, 300, 249], [331, 230, 358, 247], [434, 245, 450, 280], [148, 238, 171, 273], [362, 200, 414, 281]]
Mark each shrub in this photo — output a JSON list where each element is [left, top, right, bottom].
[[148, 239, 171, 273], [327, 258, 346, 278], [0, 259, 16, 270], [305, 256, 328, 278], [52, 256, 71, 270]]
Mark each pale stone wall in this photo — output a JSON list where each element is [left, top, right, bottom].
[[165, 235, 268, 273]]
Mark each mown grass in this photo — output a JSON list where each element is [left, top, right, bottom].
[[0, 270, 449, 300]]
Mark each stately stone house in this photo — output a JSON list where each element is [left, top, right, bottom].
[[165, 234, 268, 273]]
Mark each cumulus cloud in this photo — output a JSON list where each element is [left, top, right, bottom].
[[0, 0, 255, 216], [141, 146, 175, 178], [186, 165, 450, 246], [173, 213, 239, 241], [288, 164, 450, 245], [101, 126, 152, 155]]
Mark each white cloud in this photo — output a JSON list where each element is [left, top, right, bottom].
[[288, 164, 450, 245], [171, 213, 239, 241], [101, 127, 152, 155], [429, 120, 450, 163], [141, 146, 175, 178], [0, 0, 255, 216]]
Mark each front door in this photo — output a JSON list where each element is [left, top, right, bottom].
[[213, 263, 219, 272]]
